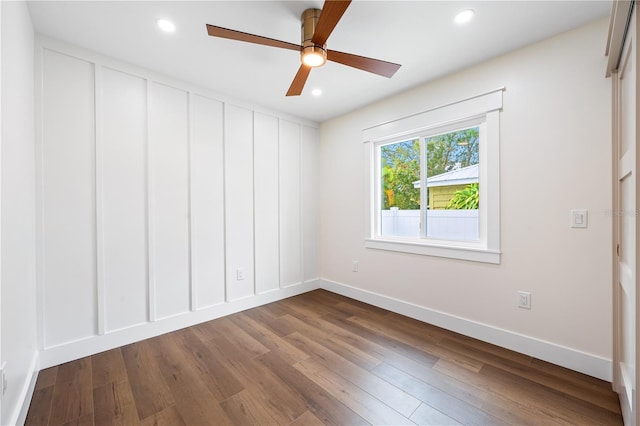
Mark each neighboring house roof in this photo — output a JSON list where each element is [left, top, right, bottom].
[[413, 164, 479, 188]]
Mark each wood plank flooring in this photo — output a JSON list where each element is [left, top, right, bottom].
[[25, 290, 622, 425]]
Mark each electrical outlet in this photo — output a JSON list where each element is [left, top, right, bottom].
[[1, 362, 7, 397], [518, 291, 531, 309], [236, 268, 245, 281], [352, 261, 359, 272]]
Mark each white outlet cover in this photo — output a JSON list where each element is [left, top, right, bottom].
[[518, 291, 531, 309], [236, 268, 245, 280], [1, 362, 6, 396]]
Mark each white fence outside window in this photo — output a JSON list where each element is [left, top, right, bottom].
[[381, 208, 479, 241]]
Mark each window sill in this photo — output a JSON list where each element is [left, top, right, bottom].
[[365, 238, 501, 264]]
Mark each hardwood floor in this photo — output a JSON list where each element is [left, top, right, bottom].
[[25, 290, 622, 425]]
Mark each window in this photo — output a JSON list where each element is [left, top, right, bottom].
[[364, 88, 503, 263], [379, 126, 480, 240]]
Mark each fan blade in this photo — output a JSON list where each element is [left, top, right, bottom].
[[327, 50, 401, 78], [206, 24, 300, 51], [286, 65, 312, 96], [312, 0, 351, 46]]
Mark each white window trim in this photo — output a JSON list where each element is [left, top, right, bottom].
[[363, 88, 503, 264]]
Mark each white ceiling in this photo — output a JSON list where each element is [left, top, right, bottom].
[[27, 1, 611, 123]]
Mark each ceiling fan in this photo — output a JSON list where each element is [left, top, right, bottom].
[[205, 0, 401, 96]]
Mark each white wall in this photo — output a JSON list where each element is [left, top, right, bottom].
[[319, 19, 613, 379], [1, 1, 38, 424], [35, 38, 320, 367]]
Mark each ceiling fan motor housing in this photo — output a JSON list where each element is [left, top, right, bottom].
[[301, 8, 327, 66]]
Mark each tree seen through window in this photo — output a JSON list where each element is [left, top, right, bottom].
[[380, 127, 479, 210]]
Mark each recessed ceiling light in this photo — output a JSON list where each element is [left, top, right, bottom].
[[312, 88, 322, 96], [157, 19, 176, 33], [454, 9, 475, 25]]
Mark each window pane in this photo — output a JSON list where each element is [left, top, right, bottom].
[[425, 127, 479, 241], [380, 139, 420, 237]]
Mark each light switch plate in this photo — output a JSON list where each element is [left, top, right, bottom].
[[571, 209, 588, 228]]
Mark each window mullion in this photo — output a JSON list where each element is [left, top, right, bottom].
[[419, 137, 427, 239], [374, 144, 382, 237]]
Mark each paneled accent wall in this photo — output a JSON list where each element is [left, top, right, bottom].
[[41, 49, 98, 347], [36, 40, 319, 365], [190, 95, 225, 310], [100, 67, 148, 333]]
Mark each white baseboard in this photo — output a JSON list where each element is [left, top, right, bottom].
[[9, 352, 39, 426], [319, 278, 612, 382], [38, 280, 320, 369]]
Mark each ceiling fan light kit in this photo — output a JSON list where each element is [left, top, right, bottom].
[[301, 8, 327, 67], [205, 0, 401, 96], [301, 42, 327, 67]]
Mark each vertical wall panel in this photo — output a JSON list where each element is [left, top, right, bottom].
[[101, 68, 148, 331], [41, 50, 97, 346], [224, 105, 255, 300], [191, 95, 225, 308], [254, 113, 280, 293], [149, 83, 190, 319], [279, 120, 302, 287], [302, 126, 319, 281]]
